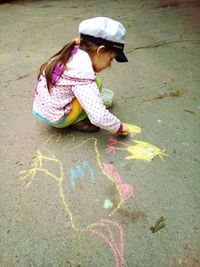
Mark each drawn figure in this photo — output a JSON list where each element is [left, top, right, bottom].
[[20, 134, 133, 267], [107, 136, 168, 161]]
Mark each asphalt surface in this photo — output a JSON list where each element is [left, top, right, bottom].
[[0, 0, 200, 266]]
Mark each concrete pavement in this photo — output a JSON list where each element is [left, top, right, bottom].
[[0, 0, 200, 266]]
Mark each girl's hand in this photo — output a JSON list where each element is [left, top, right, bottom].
[[116, 123, 129, 136]]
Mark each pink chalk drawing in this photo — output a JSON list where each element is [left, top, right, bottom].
[[89, 219, 125, 267], [103, 162, 134, 200], [107, 136, 129, 154]]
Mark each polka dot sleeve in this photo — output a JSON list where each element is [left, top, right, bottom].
[[71, 82, 121, 133]]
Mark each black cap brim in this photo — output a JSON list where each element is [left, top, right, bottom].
[[80, 33, 128, 63], [115, 51, 128, 63]]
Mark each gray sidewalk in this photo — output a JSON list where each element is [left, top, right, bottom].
[[0, 0, 200, 266]]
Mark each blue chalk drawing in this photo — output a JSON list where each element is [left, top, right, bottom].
[[69, 160, 95, 190], [104, 199, 113, 209]]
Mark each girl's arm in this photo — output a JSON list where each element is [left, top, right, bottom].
[[71, 82, 121, 133]]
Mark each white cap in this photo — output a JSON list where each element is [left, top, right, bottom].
[[78, 17, 128, 63]]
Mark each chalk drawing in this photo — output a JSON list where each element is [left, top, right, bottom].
[[88, 219, 125, 267], [69, 160, 95, 191], [20, 148, 62, 187], [107, 128, 168, 161], [123, 122, 141, 137], [20, 122, 167, 266], [103, 163, 134, 200], [20, 136, 123, 226], [104, 199, 113, 209], [20, 135, 131, 266]]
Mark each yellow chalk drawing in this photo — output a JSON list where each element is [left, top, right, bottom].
[[107, 121, 168, 161], [124, 123, 141, 134], [20, 148, 62, 187], [20, 135, 124, 232], [125, 140, 168, 161], [107, 138, 168, 161]]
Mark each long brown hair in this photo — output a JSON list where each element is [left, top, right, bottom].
[[38, 39, 100, 91]]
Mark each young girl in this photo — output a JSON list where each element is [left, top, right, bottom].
[[33, 17, 129, 135]]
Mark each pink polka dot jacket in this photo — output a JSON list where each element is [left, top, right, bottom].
[[33, 48, 121, 133]]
